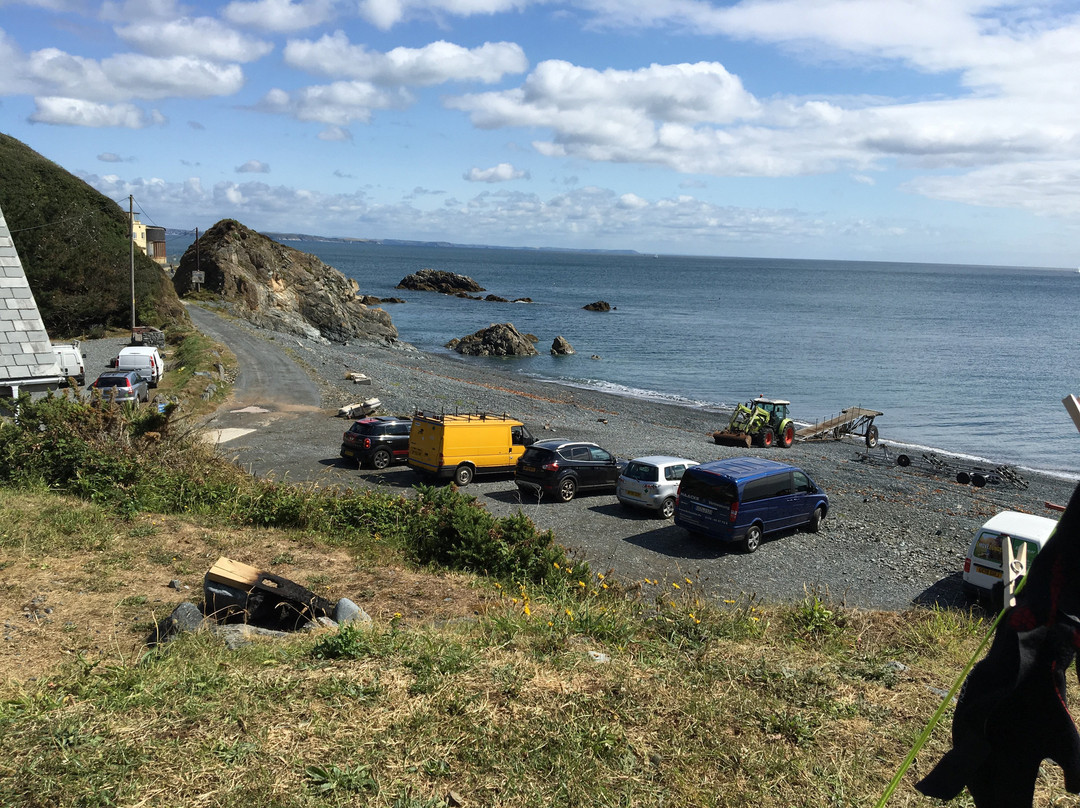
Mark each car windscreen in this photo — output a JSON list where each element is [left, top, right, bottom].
[[623, 462, 659, 482], [520, 447, 554, 464], [678, 470, 737, 505]]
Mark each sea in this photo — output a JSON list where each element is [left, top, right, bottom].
[[238, 239, 1080, 479]]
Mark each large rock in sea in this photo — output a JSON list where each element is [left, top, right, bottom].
[[172, 220, 396, 344], [447, 323, 539, 357], [397, 269, 485, 294], [583, 300, 611, 312], [551, 336, 575, 355]]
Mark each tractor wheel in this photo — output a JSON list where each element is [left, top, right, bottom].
[[779, 423, 795, 448], [756, 428, 775, 448]]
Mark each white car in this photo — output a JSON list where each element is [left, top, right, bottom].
[[616, 456, 698, 519], [962, 511, 1058, 605]]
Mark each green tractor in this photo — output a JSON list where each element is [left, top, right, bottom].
[[712, 397, 795, 449]]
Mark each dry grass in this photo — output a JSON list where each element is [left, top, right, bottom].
[[2, 491, 1080, 808]]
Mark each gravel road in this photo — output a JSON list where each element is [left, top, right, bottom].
[[82, 307, 1080, 613]]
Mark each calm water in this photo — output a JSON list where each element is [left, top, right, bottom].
[[280, 241, 1080, 477]]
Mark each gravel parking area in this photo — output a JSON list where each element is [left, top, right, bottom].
[[82, 311, 1080, 613]]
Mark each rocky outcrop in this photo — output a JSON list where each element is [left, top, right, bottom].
[[397, 269, 484, 294], [551, 336, 575, 355], [359, 295, 406, 305], [173, 219, 396, 344], [583, 300, 611, 312], [447, 323, 539, 357]]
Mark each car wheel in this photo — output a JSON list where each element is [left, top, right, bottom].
[[808, 506, 824, 533], [371, 449, 392, 470], [453, 464, 474, 486], [558, 477, 577, 502], [659, 497, 676, 519], [742, 524, 763, 553]]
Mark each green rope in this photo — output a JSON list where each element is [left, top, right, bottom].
[[874, 578, 1025, 808]]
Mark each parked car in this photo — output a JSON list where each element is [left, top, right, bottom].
[[340, 416, 412, 469], [962, 511, 1058, 606], [674, 457, 828, 553], [408, 411, 535, 485], [91, 370, 149, 404], [617, 456, 698, 518], [51, 341, 85, 385], [116, 346, 164, 387], [515, 439, 623, 502]]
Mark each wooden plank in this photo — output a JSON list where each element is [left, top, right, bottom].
[[796, 406, 883, 438], [206, 556, 262, 588]]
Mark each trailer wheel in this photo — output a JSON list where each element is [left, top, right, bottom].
[[956, 471, 971, 484], [897, 454, 911, 467], [865, 424, 879, 448], [972, 473, 987, 488]]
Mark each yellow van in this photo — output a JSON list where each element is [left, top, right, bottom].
[[408, 412, 536, 485]]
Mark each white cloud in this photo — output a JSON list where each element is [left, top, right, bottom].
[[318, 125, 352, 140], [20, 48, 245, 103], [236, 160, 270, 173], [284, 34, 527, 85], [907, 160, 1080, 218], [254, 81, 412, 125], [115, 17, 273, 62], [357, 0, 532, 30], [464, 162, 528, 182], [222, 0, 338, 32], [30, 97, 162, 127], [97, 152, 124, 162]]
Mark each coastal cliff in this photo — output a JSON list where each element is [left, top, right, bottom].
[[173, 219, 397, 344]]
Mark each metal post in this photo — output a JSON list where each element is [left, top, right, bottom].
[[129, 194, 135, 330]]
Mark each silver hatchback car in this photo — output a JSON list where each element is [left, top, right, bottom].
[[616, 456, 698, 518]]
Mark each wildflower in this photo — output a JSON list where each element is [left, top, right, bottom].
[[553, 562, 560, 569], [724, 599, 735, 604], [578, 581, 586, 588], [495, 582, 502, 589], [597, 573, 605, 580], [523, 605, 531, 616], [547, 621, 553, 627], [672, 583, 680, 590], [601, 583, 608, 590], [685, 577, 692, 585]]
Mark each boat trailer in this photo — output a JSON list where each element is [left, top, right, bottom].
[[795, 407, 883, 448], [855, 446, 1029, 490]]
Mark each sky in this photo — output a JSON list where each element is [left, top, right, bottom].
[[2, 0, 1080, 267]]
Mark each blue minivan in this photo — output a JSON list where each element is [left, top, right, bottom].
[[674, 457, 828, 553]]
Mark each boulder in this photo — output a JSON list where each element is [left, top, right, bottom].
[[551, 336, 575, 355], [448, 323, 540, 357], [397, 269, 485, 294], [583, 300, 611, 312], [172, 219, 397, 344]]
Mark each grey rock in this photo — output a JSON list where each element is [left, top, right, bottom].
[[333, 597, 373, 625], [551, 335, 575, 355], [396, 269, 485, 294], [146, 601, 207, 645], [448, 323, 539, 357], [583, 300, 611, 312], [204, 579, 249, 622], [211, 624, 290, 650]]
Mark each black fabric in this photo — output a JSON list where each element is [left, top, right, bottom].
[[916, 482, 1080, 806]]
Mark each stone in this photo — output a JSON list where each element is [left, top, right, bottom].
[[211, 624, 290, 650], [333, 597, 373, 625], [396, 269, 485, 294], [583, 300, 611, 312], [551, 336, 575, 355], [146, 601, 207, 645], [447, 323, 539, 357]]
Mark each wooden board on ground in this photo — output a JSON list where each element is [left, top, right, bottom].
[[206, 556, 262, 588]]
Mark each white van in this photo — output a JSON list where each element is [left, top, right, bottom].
[[117, 346, 164, 388], [962, 511, 1058, 602], [51, 341, 85, 385]]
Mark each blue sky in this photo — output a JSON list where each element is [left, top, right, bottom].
[[2, 0, 1079, 266]]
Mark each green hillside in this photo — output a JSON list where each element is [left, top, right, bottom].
[[0, 132, 184, 337]]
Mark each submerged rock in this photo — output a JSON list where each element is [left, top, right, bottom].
[[448, 323, 539, 357]]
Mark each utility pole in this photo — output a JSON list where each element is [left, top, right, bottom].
[[129, 194, 136, 331]]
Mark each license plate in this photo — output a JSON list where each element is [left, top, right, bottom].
[[695, 505, 711, 514], [342, 448, 354, 457], [975, 565, 1002, 578], [521, 465, 535, 473], [627, 490, 641, 497]]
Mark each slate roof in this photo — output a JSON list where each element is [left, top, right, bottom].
[[0, 203, 62, 392]]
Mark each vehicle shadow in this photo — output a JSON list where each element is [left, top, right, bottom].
[[621, 523, 735, 560], [913, 571, 984, 612], [484, 487, 615, 507]]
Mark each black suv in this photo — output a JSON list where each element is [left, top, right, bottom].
[[515, 439, 623, 502], [340, 416, 412, 469]]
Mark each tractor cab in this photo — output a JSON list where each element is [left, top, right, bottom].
[[753, 397, 790, 428]]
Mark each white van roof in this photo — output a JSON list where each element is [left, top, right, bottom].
[[979, 511, 1058, 543], [119, 345, 160, 355]]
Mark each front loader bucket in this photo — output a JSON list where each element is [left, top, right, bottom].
[[712, 431, 752, 448]]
